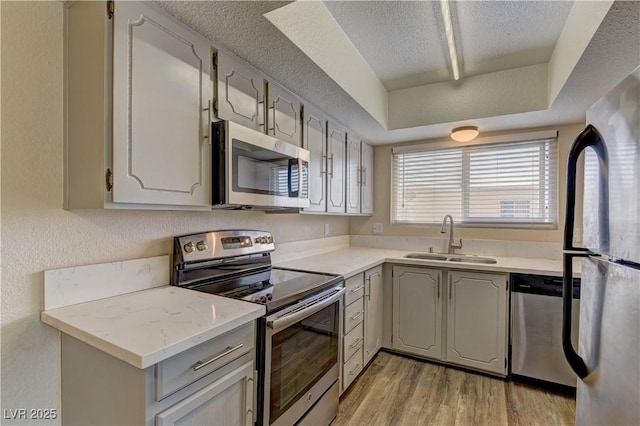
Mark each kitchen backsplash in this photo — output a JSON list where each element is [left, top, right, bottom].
[[349, 235, 562, 260]]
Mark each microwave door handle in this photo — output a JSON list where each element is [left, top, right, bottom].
[[298, 158, 303, 196], [287, 158, 299, 198], [562, 124, 609, 380]]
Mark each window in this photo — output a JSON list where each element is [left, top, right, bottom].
[[392, 134, 558, 227]]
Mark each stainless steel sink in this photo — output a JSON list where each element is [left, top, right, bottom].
[[404, 253, 448, 261], [447, 256, 497, 264], [404, 253, 497, 264]]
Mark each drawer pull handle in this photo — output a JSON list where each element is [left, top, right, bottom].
[[350, 285, 365, 294], [192, 343, 244, 371], [349, 338, 363, 348], [349, 364, 361, 376], [350, 311, 363, 321]]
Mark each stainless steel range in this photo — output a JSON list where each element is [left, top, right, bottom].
[[172, 230, 344, 426]]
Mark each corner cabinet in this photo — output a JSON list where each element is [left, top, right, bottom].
[[360, 141, 374, 214], [346, 135, 373, 215], [60, 322, 257, 426], [65, 1, 212, 210], [346, 134, 362, 214], [392, 266, 508, 376]]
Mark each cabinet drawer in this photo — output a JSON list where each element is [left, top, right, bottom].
[[342, 348, 364, 391], [156, 323, 254, 401], [345, 274, 365, 306], [343, 321, 363, 361], [344, 297, 364, 333]]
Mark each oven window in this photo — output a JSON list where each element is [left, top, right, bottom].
[[269, 302, 339, 424], [232, 139, 296, 196]]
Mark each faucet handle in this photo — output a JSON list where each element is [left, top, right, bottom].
[[453, 239, 463, 249]]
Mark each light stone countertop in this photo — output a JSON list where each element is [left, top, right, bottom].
[[41, 286, 265, 369], [274, 247, 577, 279]]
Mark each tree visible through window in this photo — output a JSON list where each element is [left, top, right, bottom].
[[392, 137, 557, 226]]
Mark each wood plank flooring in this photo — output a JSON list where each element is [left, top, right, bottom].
[[335, 351, 576, 426]]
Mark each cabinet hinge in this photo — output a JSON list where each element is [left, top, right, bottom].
[[105, 168, 113, 191], [106, 0, 114, 19], [212, 51, 218, 69], [505, 358, 507, 368], [506, 279, 509, 291]]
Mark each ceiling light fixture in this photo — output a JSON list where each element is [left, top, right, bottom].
[[440, 0, 460, 81], [451, 126, 479, 142]]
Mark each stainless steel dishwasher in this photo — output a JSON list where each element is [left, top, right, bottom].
[[510, 273, 580, 388]]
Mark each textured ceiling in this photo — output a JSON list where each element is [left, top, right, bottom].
[[324, 1, 573, 90], [155, 1, 640, 145]]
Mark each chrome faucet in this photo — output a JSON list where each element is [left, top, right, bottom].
[[440, 214, 462, 254]]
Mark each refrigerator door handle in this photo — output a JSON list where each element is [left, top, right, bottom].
[[562, 124, 609, 380]]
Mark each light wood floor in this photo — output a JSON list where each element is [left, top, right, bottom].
[[335, 351, 576, 426]]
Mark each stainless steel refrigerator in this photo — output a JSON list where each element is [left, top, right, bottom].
[[563, 67, 640, 425]]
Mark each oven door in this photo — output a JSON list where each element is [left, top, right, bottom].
[[214, 121, 309, 209], [263, 286, 344, 426]]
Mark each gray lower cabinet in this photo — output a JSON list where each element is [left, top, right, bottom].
[[60, 322, 257, 425], [341, 273, 365, 394], [341, 266, 385, 394], [392, 266, 443, 359], [363, 266, 383, 364], [446, 270, 508, 375], [392, 265, 508, 376]]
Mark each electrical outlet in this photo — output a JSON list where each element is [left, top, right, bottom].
[[373, 223, 383, 234], [324, 223, 330, 236]]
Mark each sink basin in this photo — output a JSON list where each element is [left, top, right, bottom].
[[404, 253, 498, 264], [404, 253, 448, 261], [447, 256, 497, 264]]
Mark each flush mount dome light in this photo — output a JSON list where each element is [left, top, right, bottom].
[[451, 126, 479, 142]]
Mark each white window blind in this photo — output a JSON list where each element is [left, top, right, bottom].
[[392, 137, 558, 226]]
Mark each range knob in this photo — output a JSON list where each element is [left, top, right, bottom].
[[196, 240, 208, 251], [259, 295, 268, 303], [255, 237, 264, 244], [183, 241, 195, 253], [267, 236, 274, 244], [266, 293, 273, 301]]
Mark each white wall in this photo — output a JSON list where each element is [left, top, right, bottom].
[[0, 2, 348, 421], [350, 122, 585, 243]]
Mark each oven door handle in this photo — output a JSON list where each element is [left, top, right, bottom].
[[266, 286, 345, 332]]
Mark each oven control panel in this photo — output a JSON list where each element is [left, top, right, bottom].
[[176, 230, 276, 263]]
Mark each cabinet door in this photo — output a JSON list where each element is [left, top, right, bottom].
[[267, 81, 301, 146], [112, 1, 212, 207], [392, 266, 443, 359], [346, 134, 361, 214], [360, 141, 374, 214], [156, 362, 255, 426], [327, 121, 346, 213], [364, 266, 383, 364], [215, 50, 265, 131], [302, 104, 327, 212], [446, 271, 507, 375]]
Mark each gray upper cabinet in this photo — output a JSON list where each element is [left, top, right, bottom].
[[65, 1, 212, 210], [360, 141, 374, 214], [215, 50, 265, 131], [267, 81, 302, 146], [302, 104, 328, 212], [327, 121, 347, 213], [346, 134, 361, 214]]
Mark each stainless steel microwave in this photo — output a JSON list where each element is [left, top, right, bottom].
[[211, 121, 310, 210]]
